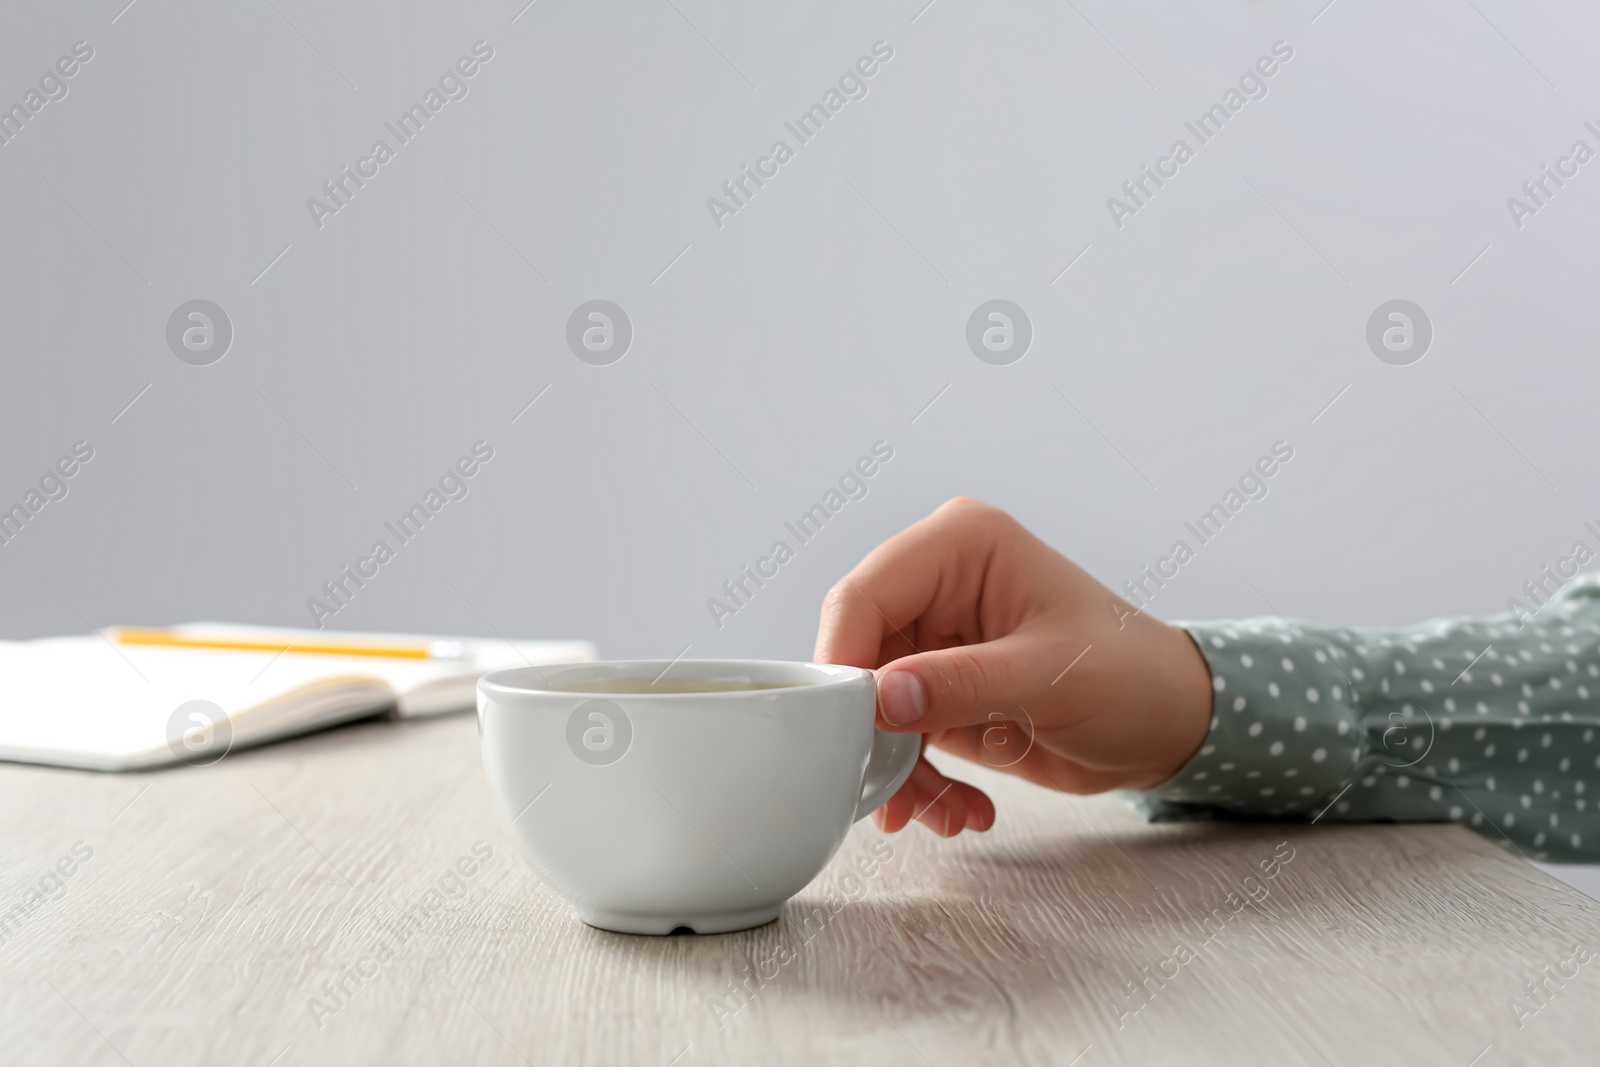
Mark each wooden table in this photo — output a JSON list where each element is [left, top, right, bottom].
[[2, 712, 1596, 1066]]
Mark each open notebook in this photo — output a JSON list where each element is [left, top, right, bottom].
[[0, 623, 596, 771]]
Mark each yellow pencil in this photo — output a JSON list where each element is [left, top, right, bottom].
[[109, 627, 467, 660]]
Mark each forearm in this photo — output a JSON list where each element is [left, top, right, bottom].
[[1140, 575, 1600, 862]]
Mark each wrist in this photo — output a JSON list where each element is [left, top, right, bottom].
[[1140, 622, 1215, 788]]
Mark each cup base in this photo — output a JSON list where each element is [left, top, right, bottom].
[[576, 902, 782, 936]]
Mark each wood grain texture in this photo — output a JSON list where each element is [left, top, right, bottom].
[[2, 713, 1597, 1067]]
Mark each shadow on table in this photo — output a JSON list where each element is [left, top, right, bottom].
[[564, 823, 1338, 1031], [574, 893, 1113, 1035]]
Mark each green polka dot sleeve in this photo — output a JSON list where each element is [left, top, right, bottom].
[[1139, 574, 1600, 863]]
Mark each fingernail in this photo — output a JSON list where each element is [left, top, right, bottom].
[[879, 670, 927, 726]]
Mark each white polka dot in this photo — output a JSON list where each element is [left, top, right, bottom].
[[1429, 785, 1442, 801], [1362, 776, 1376, 787], [1233, 696, 1246, 712], [1248, 722, 1263, 737], [1518, 748, 1529, 763], [1397, 776, 1410, 789], [1311, 748, 1326, 762], [1294, 717, 1307, 732], [1260, 788, 1275, 797], [1336, 801, 1350, 813], [1211, 635, 1225, 648], [1337, 721, 1349, 736], [1448, 758, 1460, 773], [1449, 806, 1463, 820], [1573, 833, 1582, 848], [1485, 744, 1496, 758], [1213, 676, 1227, 692], [1306, 688, 1320, 703], [1520, 795, 1532, 809], [1192, 772, 1208, 781], [1504, 813, 1515, 827], [1283, 769, 1298, 777], [1281, 658, 1295, 672], [1351, 668, 1365, 681], [1269, 741, 1284, 756], [1200, 745, 1216, 756], [1268, 682, 1280, 698], [1542, 733, 1553, 748]]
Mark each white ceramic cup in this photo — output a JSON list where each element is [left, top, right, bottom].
[[477, 659, 919, 935]]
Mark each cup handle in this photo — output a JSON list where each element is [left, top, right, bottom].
[[853, 730, 921, 822]]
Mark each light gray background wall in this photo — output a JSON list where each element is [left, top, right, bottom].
[[1, 0, 1596, 662]]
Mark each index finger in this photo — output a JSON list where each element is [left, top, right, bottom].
[[812, 497, 1000, 668]]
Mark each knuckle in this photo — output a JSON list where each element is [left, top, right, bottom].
[[935, 646, 996, 711], [819, 580, 853, 616], [937, 496, 1012, 533], [938, 495, 989, 516]]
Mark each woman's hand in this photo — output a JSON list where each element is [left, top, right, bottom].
[[814, 498, 1214, 836]]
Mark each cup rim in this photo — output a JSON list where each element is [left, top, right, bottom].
[[478, 658, 874, 700]]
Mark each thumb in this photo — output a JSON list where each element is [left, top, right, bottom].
[[875, 633, 1052, 732]]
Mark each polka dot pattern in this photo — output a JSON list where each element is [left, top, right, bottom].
[[1136, 574, 1600, 862]]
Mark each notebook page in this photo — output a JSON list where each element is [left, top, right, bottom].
[[0, 638, 401, 769], [0, 630, 597, 769]]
